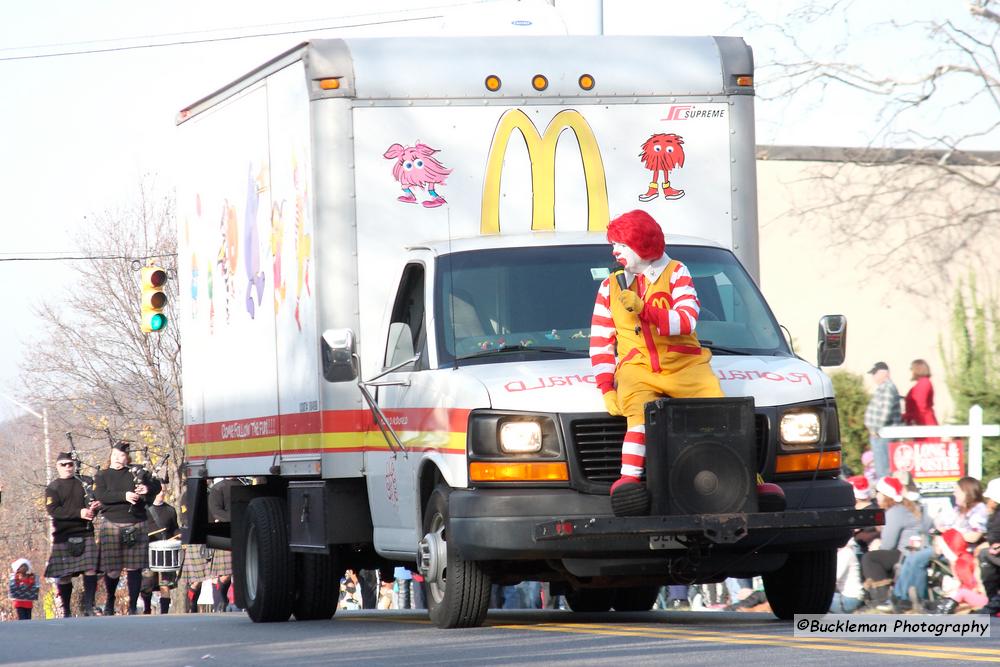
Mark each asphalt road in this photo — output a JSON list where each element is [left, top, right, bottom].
[[2, 610, 998, 666]]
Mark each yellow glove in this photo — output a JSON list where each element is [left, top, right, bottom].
[[618, 290, 643, 314], [602, 390, 623, 417]]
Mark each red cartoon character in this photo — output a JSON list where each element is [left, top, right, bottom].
[[638, 133, 685, 202], [384, 142, 452, 208]]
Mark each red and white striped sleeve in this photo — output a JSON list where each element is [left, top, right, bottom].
[[589, 278, 617, 394], [639, 261, 701, 336]]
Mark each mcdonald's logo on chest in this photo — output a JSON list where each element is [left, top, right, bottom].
[[648, 292, 672, 310], [480, 109, 609, 235]]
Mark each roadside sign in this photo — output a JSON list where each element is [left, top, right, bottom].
[[889, 439, 964, 496]]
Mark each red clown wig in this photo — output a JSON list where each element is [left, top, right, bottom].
[[606, 210, 665, 261]]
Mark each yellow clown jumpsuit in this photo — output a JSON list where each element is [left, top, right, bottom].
[[593, 259, 723, 478]]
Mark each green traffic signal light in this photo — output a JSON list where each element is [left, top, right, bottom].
[[140, 266, 168, 333]]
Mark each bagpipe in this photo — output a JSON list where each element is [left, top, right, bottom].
[[65, 431, 98, 506], [104, 427, 164, 518]]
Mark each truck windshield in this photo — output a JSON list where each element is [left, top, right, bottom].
[[434, 244, 791, 366]]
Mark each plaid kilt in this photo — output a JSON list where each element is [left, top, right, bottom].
[[182, 545, 212, 582], [97, 518, 149, 573], [208, 548, 233, 579], [45, 536, 99, 578]]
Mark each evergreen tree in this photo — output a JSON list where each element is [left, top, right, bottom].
[[941, 276, 1000, 480], [830, 370, 869, 475]]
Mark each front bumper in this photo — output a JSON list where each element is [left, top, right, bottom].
[[449, 478, 881, 562]]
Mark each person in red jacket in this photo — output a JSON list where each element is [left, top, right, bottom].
[[902, 359, 937, 426], [8, 558, 40, 620]]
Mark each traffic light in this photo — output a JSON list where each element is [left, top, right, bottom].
[[140, 266, 168, 333]]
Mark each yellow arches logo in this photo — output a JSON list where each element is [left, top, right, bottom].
[[649, 294, 671, 310], [481, 109, 609, 234]]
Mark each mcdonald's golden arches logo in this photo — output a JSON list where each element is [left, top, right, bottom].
[[481, 109, 609, 234], [648, 293, 671, 310]]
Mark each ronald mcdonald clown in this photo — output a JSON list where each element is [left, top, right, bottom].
[[590, 210, 781, 516]]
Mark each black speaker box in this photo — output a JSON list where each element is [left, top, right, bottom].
[[644, 396, 757, 516]]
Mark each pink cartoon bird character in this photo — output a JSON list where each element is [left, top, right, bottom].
[[384, 142, 452, 208]]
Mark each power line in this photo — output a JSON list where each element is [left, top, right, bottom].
[[0, 253, 177, 263], [0, 11, 455, 62]]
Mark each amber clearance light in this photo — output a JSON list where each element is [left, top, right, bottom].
[[485, 74, 502, 92], [578, 74, 595, 91], [775, 451, 841, 474], [470, 461, 568, 482], [531, 74, 548, 91], [318, 77, 342, 90]]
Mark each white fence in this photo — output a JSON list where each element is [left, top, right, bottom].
[[879, 405, 999, 480]]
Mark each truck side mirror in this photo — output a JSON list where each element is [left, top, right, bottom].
[[817, 315, 847, 367], [321, 328, 359, 382]]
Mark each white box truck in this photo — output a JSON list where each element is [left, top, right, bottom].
[[176, 36, 877, 627]]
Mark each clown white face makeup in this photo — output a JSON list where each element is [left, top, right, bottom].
[[611, 242, 650, 274]]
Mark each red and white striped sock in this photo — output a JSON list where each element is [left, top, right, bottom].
[[620, 424, 646, 478]]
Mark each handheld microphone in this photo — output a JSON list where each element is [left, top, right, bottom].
[[611, 268, 642, 334], [613, 268, 629, 292]]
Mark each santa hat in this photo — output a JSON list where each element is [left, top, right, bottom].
[[876, 476, 904, 502], [607, 210, 665, 261], [848, 475, 872, 500]]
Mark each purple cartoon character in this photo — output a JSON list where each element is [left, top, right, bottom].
[[383, 142, 452, 208]]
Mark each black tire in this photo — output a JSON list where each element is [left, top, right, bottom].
[[293, 552, 342, 621], [423, 486, 491, 628], [242, 497, 295, 623], [612, 585, 659, 612], [565, 588, 614, 612], [763, 549, 836, 620]]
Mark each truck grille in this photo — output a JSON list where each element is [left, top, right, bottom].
[[569, 414, 770, 486], [570, 418, 628, 484]]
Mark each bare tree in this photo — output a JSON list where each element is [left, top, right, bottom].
[[743, 0, 1000, 294], [0, 415, 59, 619], [18, 176, 183, 501]]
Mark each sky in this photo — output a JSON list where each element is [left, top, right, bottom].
[[0, 0, 992, 418]]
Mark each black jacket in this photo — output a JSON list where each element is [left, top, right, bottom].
[[208, 479, 238, 523], [94, 466, 161, 524], [147, 502, 179, 542], [987, 507, 1000, 545], [45, 477, 94, 543]]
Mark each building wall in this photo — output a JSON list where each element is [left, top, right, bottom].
[[754, 151, 1000, 422]]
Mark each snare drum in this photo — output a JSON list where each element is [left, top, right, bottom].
[[148, 538, 183, 573]]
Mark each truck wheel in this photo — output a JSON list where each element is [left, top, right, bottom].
[[242, 497, 295, 623], [763, 549, 836, 620], [565, 588, 614, 612], [293, 552, 342, 621], [612, 585, 660, 611], [421, 486, 490, 629]]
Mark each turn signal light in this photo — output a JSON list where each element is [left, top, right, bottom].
[[318, 78, 342, 90], [469, 461, 568, 482], [775, 451, 841, 474], [736, 75, 753, 87]]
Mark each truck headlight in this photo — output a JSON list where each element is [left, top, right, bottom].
[[499, 421, 543, 454], [779, 411, 821, 445]]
